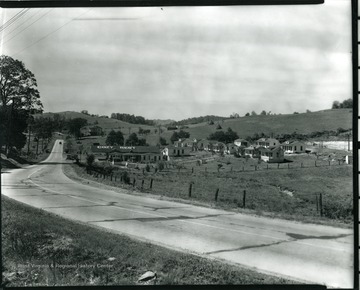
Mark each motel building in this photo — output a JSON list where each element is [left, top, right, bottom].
[[91, 145, 162, 163]]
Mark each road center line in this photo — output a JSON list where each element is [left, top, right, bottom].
[[25, 173, 351, 253]]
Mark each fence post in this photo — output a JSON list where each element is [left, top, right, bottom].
[[150, 178, 153, 189], [192, 167, 194, 174], [243, 190, 246, 208], [188, 183, 192, 198], [266, 164, 268, 170], [215, 188, 219, 201], [319, 193, 323, 217], [277, 163, 279, 169], [141, 180, 144, 189], [133, 178, 136, 187], [328, 160, 330, 166], [316, 194, 319, 212]]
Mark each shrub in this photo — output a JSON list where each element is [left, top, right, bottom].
[[145, 164, 151, 172], [86, 154, 95, 168], [158, 161, 165, 171], [121, 171, 131, 184]]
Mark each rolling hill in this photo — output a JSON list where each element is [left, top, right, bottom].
[[42, 109, 352, 146]]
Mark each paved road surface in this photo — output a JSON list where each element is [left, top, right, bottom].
[[1, 140, 354, 288]]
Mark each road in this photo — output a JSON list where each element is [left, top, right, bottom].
[[1, 140, 354, 288]]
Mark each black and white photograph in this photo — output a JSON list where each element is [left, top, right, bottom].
[[0, 1, 354, 288]]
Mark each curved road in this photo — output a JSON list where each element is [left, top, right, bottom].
[[1, 140, 353, 288]]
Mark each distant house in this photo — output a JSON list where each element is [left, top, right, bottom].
[[255, 138, 280, 148], [234, 139, 249, 147], [163, 145, 192, 159], [174, 138, 197, 151], [258, 146, 284, 163], [281, 141, 306, 154], [212, 142, 226, 153], [80, 125, 103, 137], [197, 140, 213, 151], [226, 143, 237, 154], [244, 145, 260, 158]]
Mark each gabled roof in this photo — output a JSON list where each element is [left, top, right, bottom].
[[281, 140, 305, 145], [256, 138, 278, 143], [234, 139, 248, 143]]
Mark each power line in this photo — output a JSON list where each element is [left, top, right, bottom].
[[0, 9, 30, 33], [0, 9, 27, 31], [3, 9, 43, 40], [12, 8, 91, 57], [4, 9, 54, 45]]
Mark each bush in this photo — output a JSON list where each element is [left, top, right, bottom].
[[86, 154, 95, 168], [145, 164, 151, 172], [158, 161, 165, 171], [121, 171, 131, 184]]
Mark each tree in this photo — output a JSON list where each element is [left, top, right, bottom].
[[306, 109, 311, 113], [332, 101, 340, 109], [251, 111, 257, 116], [125, 133, 147, 146], [260, 110, 267, 115], [170, 130, 190, 143], [86, 154, 95, 168], [208, 127, 239, 144], [67, 118, 87, 139], [159, 137, 167, 146], [342, 98, 353, 108], [106, 130, 124, 146], [245, 112, 250, 117], [230, 112, 240, 118], [0, 55, 43, 155]]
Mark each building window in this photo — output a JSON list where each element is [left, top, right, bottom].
[[182, 149, 184, 154], [294, 146, 297, 151], [300, 146, 303, 151], [173, 149, 176, 154]]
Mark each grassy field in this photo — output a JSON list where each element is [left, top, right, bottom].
[[67, 148, 353, 227], [1, 196, 297, 286]]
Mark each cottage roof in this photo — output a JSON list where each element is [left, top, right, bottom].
[[281, 140, 304, 145], [234, 139, 248, 143], [256, 138, 278, 143]]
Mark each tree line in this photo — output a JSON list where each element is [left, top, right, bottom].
[[110, 113, 155, 126], [171, 115, 227, 126], [332, 99, 352, 109]]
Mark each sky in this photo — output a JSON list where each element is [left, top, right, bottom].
[[0, 1, 352, 121]]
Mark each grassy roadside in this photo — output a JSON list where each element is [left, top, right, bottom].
[[63, 161, 353, 229], [1, 196, 297, 286]]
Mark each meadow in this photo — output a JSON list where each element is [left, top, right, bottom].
[[67, 148, 353, 227]]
